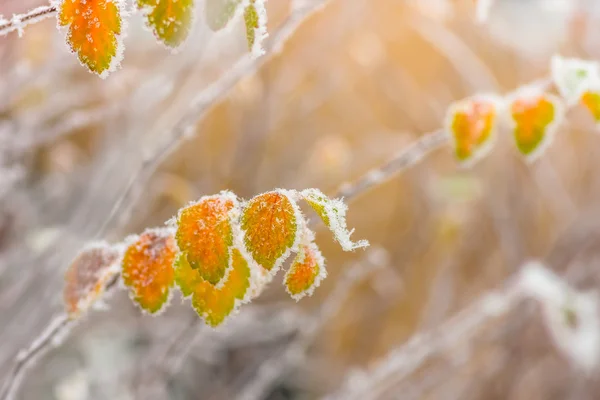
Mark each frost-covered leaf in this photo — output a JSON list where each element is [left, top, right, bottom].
[[508, 88, 565, 162], [190, 248, 252, 327], [175, 191, 239, 285], [444, 94, 502, 166], [300, 188, 369, 251], [63, 242, 121, 318], [137, 0, 194, 48], [121, 229, 177, 314], [240, 190, 302, 274], [244, 0, 267, 56], [284, 238, 326, 301], [581, 90, 600, 126], [204, 0, 241, 31], [551, 55, 600, 105], [57, 0, 125, 78]]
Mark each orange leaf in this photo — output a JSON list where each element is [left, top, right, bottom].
[[175, 191, 239, 285], [121, 229, 177, 314], [63, 242, 121, 318], [240, 190, 302, 274], [58, 0, 124, 77], [445, 95, 501, 166], [581, 90, 600, 125], [284, 239, 326, 301], [508, 89, 565, 162]]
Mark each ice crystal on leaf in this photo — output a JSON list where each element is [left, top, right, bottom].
[[175, 191, 239, 285], [444, 94, 502, 167], [300, 188, 369, 251], [137, 0, 194, 48], [63, 242, 121, 319], [244, 0, 268, 56], [507, 87, 565, 162], [121, 229, 177, 314], [56, 0, 125, 78]]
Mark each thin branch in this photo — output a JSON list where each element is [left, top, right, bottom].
[[0, 314, 71, 400], [336, 130, 448, 201], [0, 5, 57, 37]]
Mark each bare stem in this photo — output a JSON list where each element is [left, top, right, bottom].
[[0, 5, 57, 37]]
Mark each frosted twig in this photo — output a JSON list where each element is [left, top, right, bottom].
[[0, 5, 57, 37], [336, 130, 448, 202], [0, 275, 119, 400], [0, 314, 71, 400], [234, 248, 390, 400]]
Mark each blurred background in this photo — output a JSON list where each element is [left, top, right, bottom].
[[3, 0, 600, 398]]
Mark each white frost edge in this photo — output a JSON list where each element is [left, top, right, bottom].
[[443, 93, 504, 168], [283, 227, 328, 302], [250, 0, 268, 58], [504, 85, 566, 163], [52, 0, 129, 79], [551, 54, 600, 106], [300, 188, 369, 252]]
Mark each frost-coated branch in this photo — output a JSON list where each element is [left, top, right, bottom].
[[336, 130, 448, 201], [0, 314, 71, 400], [0, 5, 57, 37]]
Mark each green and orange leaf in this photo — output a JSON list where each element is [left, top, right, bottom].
[[204, 0, 241, 31], [284, 240, 326, 301], [63, 242, 121, 319], [300, 188, 369, 251], [57, 0, 124, 78], [121, 229, 177, 314], [137, 0, 194, 48], [444, 95, 501, 166], [187, 248, 252, 327], [240, 190, 302, 274], [508, 89, 565, 162], [175, 191, 239, 285]]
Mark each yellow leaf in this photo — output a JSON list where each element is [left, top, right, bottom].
[[188, 248, 252, 327], [175, 191, 239, 285], [445, 95, 501, 166], [581, 90, 600, 125], [508, 89, 565, 162], [58, 0, 124, 77], [284, 240, 326, 301], [63, 243, 121, 319], [300, 188, 369, 251], [138, 0, 194, 48], [240, 190, 302, 274], [121, 229, 177, 314]]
